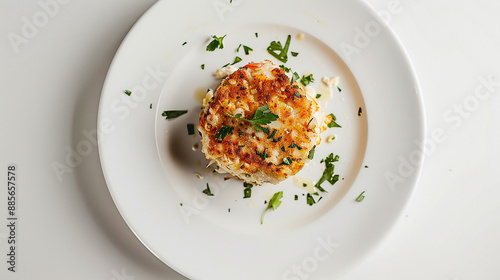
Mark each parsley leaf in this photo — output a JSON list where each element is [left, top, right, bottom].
[[244, 188, 252, 198], [300, 74, 315, 87], [327, 113, 342, 128], [307, 193, 316, 206], [203, 183, 214, 196], [288, 143, 302, 150], [283, 157, 292, 165], [315, 153, 340, 192], [291, 51, 299, 57], [228, 104, 279, 131], [291, 72, 300, 84], [231, 56, 242, 65], [261, 191, 283, 224], [256, 149, 269, 160], [187, 124, 195, 135], [206, 35, 226, 51], [279, 64, 291, 73], [356, 191, 365, 202], [243, 45, 253, 55], [308, 145, 316, 160], [337, 86, 342, 92], [358, 107, 362, 116], [267, 35, 291, 63], [267, 129, 277, 139], [162, 110, 188, 120], [124, 90, 132, 96], [215, 126, 233, 140]]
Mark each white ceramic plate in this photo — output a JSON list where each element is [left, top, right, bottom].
[[98, 0, 424, 279]]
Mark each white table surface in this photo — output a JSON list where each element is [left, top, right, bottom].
[[1, 0, 499, 279]]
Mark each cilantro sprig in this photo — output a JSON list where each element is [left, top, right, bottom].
[[267, 35, 291, 63], [261, 191, 283, 224], [228, 104, 279, 131]]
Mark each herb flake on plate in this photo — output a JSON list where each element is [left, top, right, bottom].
[[267, 35, 291, 63], [162, 110, 188, 120], [261, 191, 283, 224], [206, 35, 226, 51]]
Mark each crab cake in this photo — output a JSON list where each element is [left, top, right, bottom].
[[198, 60, 331, 185]]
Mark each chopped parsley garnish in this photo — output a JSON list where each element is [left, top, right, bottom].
[[279, 65, 291, 73], [291, 72, 300, 83], [260, 126, 270, 134], [291, 51, 299, 57], [255, 32, 258, 38], [124, 90, 132, 96], [243, 182, 253, 189], [162, 110, 188, 120], [365, 165, 369, 168], [267, 129, 277, 139], [294, 195, 298, 200], [228, 208, 231, 212], [256, 149, 269, 160], [231, 56, 242, 65], [303, 183, 307, 187], [215, 126, 233, 140], [243, 45, 253, 55], [222, 62, 230, 68], [281, 146, 286, 152], [206, 35, 226, 51], [308, 145, 316, 160], [327, 113, 342, 128], [288, 143, 302, 150], [261, 191, 283, 224], [187, 124, 195, 135], [201, 64, 205, 70], [180, 203, 183, 206], [315, 153, 340, 192], [182, 42, 187, 46], [358, 107, 362, 116], [315, 94, 322, 99], [294, 92, 302, 98], [356, 191, 365, 202], [267, 35, 291, 63], [293, 85, 299, 89], [283, 157, 292, 165], [300, 74, 315, 87], [306, 193, 316, 206], [236, 44, 242, 52], [337, 86, 342, 92], [239, 131, 245, 136], [228, 104, 279, 131], [150, 103, 152, 109], [244, 188, 252, 198], [202, 183, 214, 196]]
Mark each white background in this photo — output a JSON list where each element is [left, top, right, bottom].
[[1, 0, 499, 279]]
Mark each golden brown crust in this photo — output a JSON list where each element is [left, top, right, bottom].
[[199, 60, 324, 184]]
